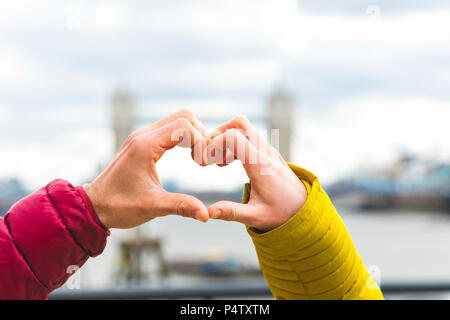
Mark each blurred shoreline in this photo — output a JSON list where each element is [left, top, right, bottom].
[[67, 208, 450, 290]]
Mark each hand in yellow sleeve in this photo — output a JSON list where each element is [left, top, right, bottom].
[[206, 116, 384, 300]]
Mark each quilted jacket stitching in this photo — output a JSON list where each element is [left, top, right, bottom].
[[45, 184, 92, 256]]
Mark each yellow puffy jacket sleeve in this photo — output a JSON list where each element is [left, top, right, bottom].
[[244, 163, 384, 300]]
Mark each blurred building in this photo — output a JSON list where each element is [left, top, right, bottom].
[[112, 88, 135, 153], [111, 88, 169, 285], [268, 87, 294, 161], [0, 178, 28, 216], [327, 153, 450, 212]]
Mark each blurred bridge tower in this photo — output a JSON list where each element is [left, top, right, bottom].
[[111, 88, 168, 285], [269, 87, 294, 162], [112, 88, 135, 153]]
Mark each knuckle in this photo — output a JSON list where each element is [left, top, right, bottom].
[[128, 135, 142, 151], [224, 130, 237, 146], [230, 206, 237, 221], [226, 129, 245, 147], [128, 134, 154, 156], [177, 108, 195, 119], [226, 128, 241, 139], [124, 133, 135, 144], [177, 108, 194, 117], [233, 115, 255, 139], [223, 206, 237, 221], [233, 115, 249, 127], [174, 117, 192, 129], [120, 133, 137, 150], [176, 201, 187, 217]]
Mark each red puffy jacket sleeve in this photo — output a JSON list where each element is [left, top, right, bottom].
[[0, 179, 109, 300]]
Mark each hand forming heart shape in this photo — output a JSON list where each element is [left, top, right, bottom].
[[85, 109, 307, 233]]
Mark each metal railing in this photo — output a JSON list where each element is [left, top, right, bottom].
[[50, 280, 450, 300]]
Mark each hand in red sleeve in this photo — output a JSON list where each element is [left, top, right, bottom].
[[84, 109, 210, 229]]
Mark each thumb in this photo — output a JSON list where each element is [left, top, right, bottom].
[[153, 191, 209, 222], [208, 201, 256, 226]]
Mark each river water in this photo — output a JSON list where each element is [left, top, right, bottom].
[[78, 208, 450, 295]]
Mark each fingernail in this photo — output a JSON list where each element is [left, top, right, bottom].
[[195, 210, 208, 223]]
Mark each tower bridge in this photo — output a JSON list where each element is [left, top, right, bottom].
[[112, 88, 294, 162], [111, 87, 295, 284]]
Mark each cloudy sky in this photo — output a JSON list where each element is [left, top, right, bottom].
[[0, 0, 449, 191]]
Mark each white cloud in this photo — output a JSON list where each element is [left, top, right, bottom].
[[299, 9, 450, 59], [0, 127, 113, 189], [139, 98, 262, 120], [0, 44, 45, 89], [0, 0, 63, 30], [132, 57, 283, 95], [296, 96, 450, 183], [0, 0, 449, 189], [80, 2, 131, 33]]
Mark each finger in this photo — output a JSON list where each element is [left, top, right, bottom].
[[120, 109, 209, 152], [192, 147, 209, 167], [208, 201, 256, 226], [210, 115, 272, 155], [215, 149, 233, 167], [205, 144, 228, 167], [210, 115, 256, 139], [152, 117, 208, 165], [153, 109, 209, 138], [153, 191, 209, 222], [206, 129, 268, 177]]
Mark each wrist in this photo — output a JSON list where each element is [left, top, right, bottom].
[[83, 182, 111, 229], [254, 181, 308, 233]]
